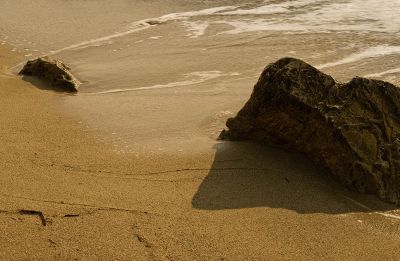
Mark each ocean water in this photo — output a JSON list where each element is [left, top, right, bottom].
[[1, 0, 400, 151], [2, 0, 400, 90]]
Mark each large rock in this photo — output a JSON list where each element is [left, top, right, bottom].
[[220, 57, 400, 204], [19, 57, 80, 92]]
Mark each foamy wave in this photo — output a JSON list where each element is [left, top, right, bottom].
[[213, 0, 400, 35], [8, 5, 238, 71], [49, 22, 152, 55], [221, 5, 287, 15], [18, 0, 400, 57], [221, 0, 321, 15], [183, 21, 210, 38], [215, 19, 313, 34], [152, 6, 237, 23], [365, 68, 400, 78], [96, 71, 240, 94], [317, 45, 400, 69], [41, 6, 238, 56]]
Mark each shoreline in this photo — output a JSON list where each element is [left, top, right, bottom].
[[2, 44, 400, 259]]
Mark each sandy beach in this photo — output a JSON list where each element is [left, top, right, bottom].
[[2, 43, 400, 260], [2, 0, 400, 260]]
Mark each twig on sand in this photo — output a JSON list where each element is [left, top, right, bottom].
[[48, 239, 57, 246], [18, 209, 47, 226], [63, 214, 80, 218]]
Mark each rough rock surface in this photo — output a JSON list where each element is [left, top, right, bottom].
[[220, 57, 400, 204], [19, 57, 80, 92]]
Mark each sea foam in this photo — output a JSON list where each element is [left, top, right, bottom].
[[96, 71, 240, 94], [216, 0, 400, 34], [317, 45, 400, 69]]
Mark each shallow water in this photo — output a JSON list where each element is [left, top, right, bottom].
[[2, 0, 400, 88], [1, 0, 400, 151]]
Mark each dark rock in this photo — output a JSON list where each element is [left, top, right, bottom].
[[145, 20, 162, 25], [220, 57, 400, 204], [19, 56, 80, 92]]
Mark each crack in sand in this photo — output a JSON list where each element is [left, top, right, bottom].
[[28, 160, 280, 182], [0, 209, 15, 215], [143, 167, 280, 176], [132, 224, 161, 261], [0, 192, 158, 216]]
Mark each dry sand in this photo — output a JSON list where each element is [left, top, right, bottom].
[[2, 44, 400, 260]]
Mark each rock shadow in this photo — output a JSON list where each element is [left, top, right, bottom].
[[21, 75, 77, 94], [192, 141, 397, 214]]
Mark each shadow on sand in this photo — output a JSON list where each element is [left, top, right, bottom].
[[192, 141, 397, 214]]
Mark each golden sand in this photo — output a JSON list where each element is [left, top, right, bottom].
[[1, 44, 400, 260]]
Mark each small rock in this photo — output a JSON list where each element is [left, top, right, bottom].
[[19, 56, 80, 92]]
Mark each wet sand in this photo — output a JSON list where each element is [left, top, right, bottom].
[[2, 44, 400, 260]]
